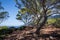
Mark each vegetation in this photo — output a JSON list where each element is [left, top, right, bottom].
[[54, 18, 60, 28], [0, 2, 8, 40], [47, 18, 56, 25], [0, 2, 9, 24], [0, 0, 60, 40], [17, 26, 26, 30], [47, 18, 60, 28], [0, 26, 8, 30], [15, 0, 60, 34], [0, 26, 26, 40]]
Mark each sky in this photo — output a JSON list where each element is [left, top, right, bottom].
[[0, 0, 24, 26]]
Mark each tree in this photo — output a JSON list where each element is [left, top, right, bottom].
[[15, 0, 60, 34], [0, 2, 9, 24]]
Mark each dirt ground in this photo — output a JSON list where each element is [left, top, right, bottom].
[[4, 25, 60, 40]]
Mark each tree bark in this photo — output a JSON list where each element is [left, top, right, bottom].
[[35, 15, 47, 35], [35, 0, 47, 35]]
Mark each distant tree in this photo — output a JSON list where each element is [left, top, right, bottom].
[[15, 0, 60, 34], [0, 2, 9, 24]]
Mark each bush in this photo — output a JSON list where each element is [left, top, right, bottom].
[[0, 26, 8, 30], [47, 18, 56, 25], [17, 26, 26, 30], [54, 18, 60, 28]]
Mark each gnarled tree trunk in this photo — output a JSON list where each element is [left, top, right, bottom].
[[35, 15, 47, 35], [35, 0, 47, 35]]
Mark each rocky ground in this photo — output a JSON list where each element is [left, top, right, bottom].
[[3, 25, 60, 40]]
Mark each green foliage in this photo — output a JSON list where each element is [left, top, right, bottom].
[[0, 26, 26, 39], [47, 18, 56, 25], [0, 26, 10, 35], [9, 27, 17, 31], [0, 26, 15, 36], [17, 26, 26, 30], [0, 2, 9, 24], [15, 0, 60, 26], [16, 14, 22, 20], [0, 26, 9, 39], [0, 26, 8, 30], [54, 18, 60, 28], [47, 18, 60, 28]]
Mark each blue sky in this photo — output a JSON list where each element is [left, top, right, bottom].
[[0, 0, 24, 26]]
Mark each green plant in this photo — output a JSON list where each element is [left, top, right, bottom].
[[17, 26, 26, 30], [47, 18, 56, 25], [54, 18, 60, 28]]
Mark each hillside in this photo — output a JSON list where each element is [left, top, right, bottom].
[[3, 25, 60, 40]]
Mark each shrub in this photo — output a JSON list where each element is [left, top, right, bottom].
[[54, 18, 60, 28], [17, 26, 26, 30], [47, 18, 56, 25]]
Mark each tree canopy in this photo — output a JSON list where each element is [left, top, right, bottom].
[[0, 2, 9, 24], [15, 0, 60, 34]]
